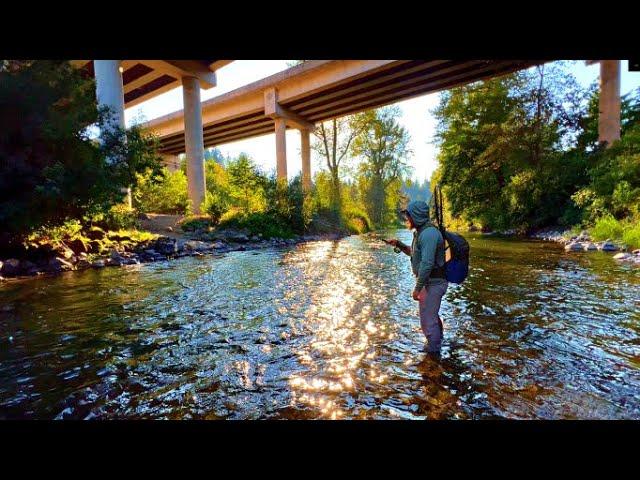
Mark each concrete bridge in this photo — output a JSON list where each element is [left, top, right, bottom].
[[76, 60, 623, 213]]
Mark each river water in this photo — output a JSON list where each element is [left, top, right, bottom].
[[1, 231, 639, 420]]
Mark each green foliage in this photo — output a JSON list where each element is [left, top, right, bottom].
[[180, 216, 214, 232], [218, 211, 295, 239], [573, 122, 640, 222], [588, 215, 640, 249], [226, 153, 266, 213], [351, 106, 412, 228], [622, 223, 640, 249], [201, 191, 229, 225], [432, 62, 593, 233], [590, 214, 625, 240], [133, 167, 190, 214], [97, 204, 138, 231], [0, 60, 161, 248]]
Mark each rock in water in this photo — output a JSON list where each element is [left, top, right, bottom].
[[613, 252, 632, 261], [49, 257, 74, 272], [565, 242, 583, 252], [599, 241, 618, 252], [153, 237, 177, 256], [583, 242, 598, 251], [1, 258, 21, 276]]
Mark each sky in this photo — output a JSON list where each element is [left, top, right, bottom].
[[125, 60, 640, 183]]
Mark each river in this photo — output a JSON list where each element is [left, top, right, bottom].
[[1, 231, 639, 419]]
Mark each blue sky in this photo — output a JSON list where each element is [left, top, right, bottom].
[[126, 61, 640, 182]]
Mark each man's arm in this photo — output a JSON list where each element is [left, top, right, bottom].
[[385, 239, 411, 256], [414, 229, 437, 293]]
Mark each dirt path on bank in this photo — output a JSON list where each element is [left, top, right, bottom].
[[138, 214, 185, 239]]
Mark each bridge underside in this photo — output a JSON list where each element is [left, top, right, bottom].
[[156, 60, 542, 155]]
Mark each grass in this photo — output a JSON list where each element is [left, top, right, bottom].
[[589, 215, 640, 249]]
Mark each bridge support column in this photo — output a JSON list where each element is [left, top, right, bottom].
[[599, 60, 621, 146], [94, 60, 131, 207], [300, 129, 311, 191], [182, 76, 206, 214], [275, 117, 287, 182]]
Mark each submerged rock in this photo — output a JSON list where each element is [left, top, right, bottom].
[[613, 252, 632, 261]]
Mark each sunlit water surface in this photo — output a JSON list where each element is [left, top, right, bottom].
[[1, 231, 639, 419]]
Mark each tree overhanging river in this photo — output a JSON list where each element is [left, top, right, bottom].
[[1, 231, 639, 420]]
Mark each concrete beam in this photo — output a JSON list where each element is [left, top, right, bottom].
[[209, 60, 233, 71], [264, 87, 315, 131], [599, 60, 621, 145], [139, 60, 216, 89], [144, 61, 393, 138]]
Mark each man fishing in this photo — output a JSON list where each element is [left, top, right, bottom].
[[384, 200, 448, 356]]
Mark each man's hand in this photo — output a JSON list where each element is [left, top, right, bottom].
[[412, 289, 421, 301]]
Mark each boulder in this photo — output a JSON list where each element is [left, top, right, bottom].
[[1, 258, 21, 276], [49, 257, 74, 272], [76, 259, 92, 269], [565, 242, 583, 252], [91, 259, 106, 268], [633, 249, 640, 256], [86, 227, 106, 240], [613, 252, 632, 261], [153, 237, 177, 256], [56, 246, 75, 260], [583, 242, 598, 251], [88, 240, 103, 253], [185, 240, 210, 252], [599, 241, 619, 252], [21, 260, 38, 276], [67, 238, 88, 254]]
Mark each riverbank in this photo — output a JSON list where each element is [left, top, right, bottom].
[[0, 223, 347, 283], [529, 227, 640, 265]]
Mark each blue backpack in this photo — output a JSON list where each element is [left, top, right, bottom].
[[433, 185, 470, 284]]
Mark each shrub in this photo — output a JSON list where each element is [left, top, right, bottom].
[[98, 204, 138, 231], [133, 167, 190, 214], [622, 222, 640, 249], [590, 214, 625, 241], [201, 191, 229, 225], [218, 210, 295, 239], [180, 216, 214, 233]]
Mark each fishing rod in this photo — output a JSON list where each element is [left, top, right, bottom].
[[370, 233, 408, 254]]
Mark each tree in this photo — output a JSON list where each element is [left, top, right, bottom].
[[312, 115, 367, 213], [431, 62, 590, 232], [0, 60, 161, 248], [351, 106, 412, 227], [226, 153, 265, 213]]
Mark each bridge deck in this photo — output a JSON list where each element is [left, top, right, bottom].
[[144, 60, 544, 155]]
